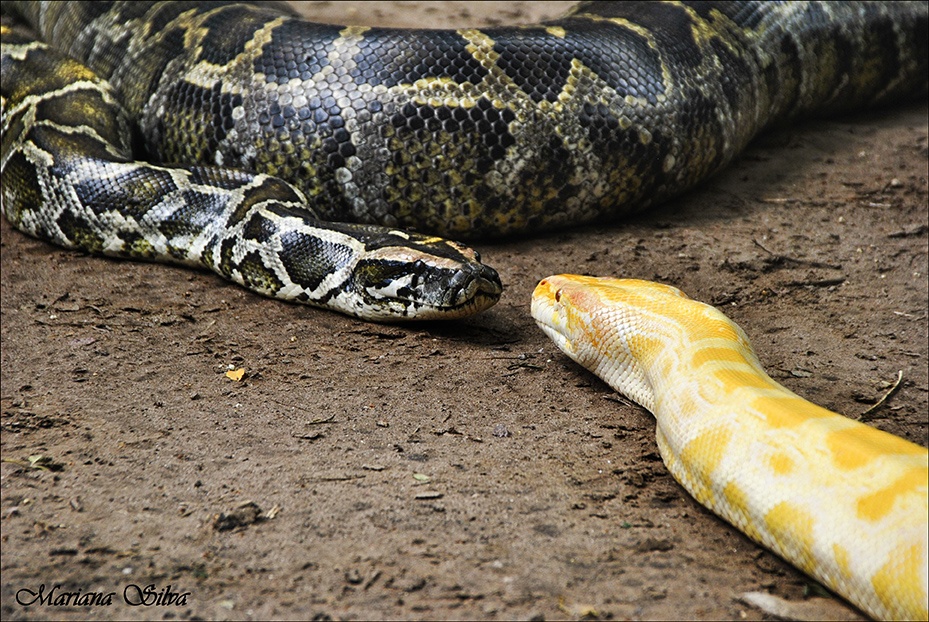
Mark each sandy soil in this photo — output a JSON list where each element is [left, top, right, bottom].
[[2, 3, 927, 620]]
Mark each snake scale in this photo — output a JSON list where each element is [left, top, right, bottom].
[[1, 1, 927, 319], [532, 276, 928, 621], [1, 2, 927, 619]]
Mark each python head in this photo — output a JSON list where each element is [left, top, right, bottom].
[[531, 275, 696, 411], [346, 226, 503, 320]]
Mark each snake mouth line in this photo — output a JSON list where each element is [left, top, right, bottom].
[[530, 288, 569, 353], [349, 259, 503, 321], [443, 265, 503, 307], [428, 268, 502, 319]]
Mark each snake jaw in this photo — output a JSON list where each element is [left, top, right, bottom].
[[532, 275, 660, 412], [530, 279, 575, 356], [346, 230, 503, 321], [352, 257, 502, 320]]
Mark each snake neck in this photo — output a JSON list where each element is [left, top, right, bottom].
[[533, 275, 929, 620], [643, 324, 929, 622], [650, 359, 928, 622]]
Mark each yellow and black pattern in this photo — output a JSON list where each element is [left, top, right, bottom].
[[0, 16, 503, 321], [1, 1, 927, 318]]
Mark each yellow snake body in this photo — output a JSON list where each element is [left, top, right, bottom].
[[531, 275, 928, 621]]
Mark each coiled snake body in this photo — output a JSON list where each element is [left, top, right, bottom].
[[1, 1, 926, 319], [2, 2, 926, 618], [532, 276, 928, 621]]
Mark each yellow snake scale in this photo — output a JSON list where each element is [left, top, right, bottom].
[[1, 1, 927, 319], [0, 1, 927, 618], [533, 276, 928, 621]]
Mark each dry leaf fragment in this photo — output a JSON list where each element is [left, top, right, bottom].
[[225, 368, 245, 381]]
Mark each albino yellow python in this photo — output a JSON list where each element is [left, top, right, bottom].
[[531, 275, 928, 621]]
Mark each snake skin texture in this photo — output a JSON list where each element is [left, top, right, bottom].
[[532, 275, 928, 621], [1, 6, 506, 321], [0, 1, 927, 321], [5, 2, 928, 236]]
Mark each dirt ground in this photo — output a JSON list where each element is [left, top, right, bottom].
[[1, 2, 927, 620]]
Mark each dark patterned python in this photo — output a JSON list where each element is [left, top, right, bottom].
[[1, 1, 927, 320]]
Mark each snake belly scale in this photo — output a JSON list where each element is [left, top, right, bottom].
[[1, 1, 927, 320], [532, 276, 928, 621]]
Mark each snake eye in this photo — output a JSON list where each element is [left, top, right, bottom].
[[554, 289, 562, 302]]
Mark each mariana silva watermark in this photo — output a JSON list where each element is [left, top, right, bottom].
[[15, 583, 191, 608]]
